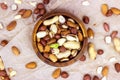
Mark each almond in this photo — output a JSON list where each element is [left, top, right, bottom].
[[52, 68, 61, 79], [25, 62, 37, 69], [111, 7, 120, 15], [22, 9, 32, 18], [37, 43, 44, 52], [44, 45, 50, 52], [78, 31, 83, 41], [102, 66, 109, 76], [49, 54, 58, 62], [67, 21, 78, 28], [7, 20, 17, 31], [11, 46, 20, 56], [87, 28, 94, 39], [101, 4, 108, 15]]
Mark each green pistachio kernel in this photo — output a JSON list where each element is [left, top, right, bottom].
[[50, 43, 59, 48]]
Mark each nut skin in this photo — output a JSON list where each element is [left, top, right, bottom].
[[82, 16, 89, 24], [70, 28, 77, 34], [106, 9, 113, 17], [40, 39, 47, 46], [34, 8, 40, 14], [43, 0, 50, 4], [83, 74, 91, 80], [97, 49, 104, 55], [93, 76, 100, 80], [59, 46, 67, 52], [37, 3, 44, 9], [0, 3, 8, 10], [114, 63, 120, 73], [79, 55, 86, 61], [61, 71, 69, 78], [38, 25, 47, 31], [39, 8, 46, 16]]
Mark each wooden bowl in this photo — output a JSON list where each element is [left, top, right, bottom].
[[32, 11, 88, 67]]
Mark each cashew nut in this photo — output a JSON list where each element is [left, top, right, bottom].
[[88, 43, 97, 60], [50, 24, 57, 34], [43, 16, 59, 26], [56, 50, 71, 59], [36, 31, 47, 38]]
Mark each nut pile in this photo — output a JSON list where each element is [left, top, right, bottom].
[[36, 15, 83, 62]]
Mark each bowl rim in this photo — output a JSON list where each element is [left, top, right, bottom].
[[32, 10, 88, 67]]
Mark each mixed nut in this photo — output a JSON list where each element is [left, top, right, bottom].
[[36, 15, 84, 62]]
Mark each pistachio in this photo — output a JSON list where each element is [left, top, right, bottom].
[[49, 54, 58, 62], [25, 62, 37, 69], [50, 43, 59, 49], [11, 46, 20, 56], [37, 31, 47, 38], [52, 68, 61, 79], [7, 20, 17, 31], [63, 41, 80, 49]]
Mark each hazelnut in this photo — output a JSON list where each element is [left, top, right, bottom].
[[79, 55, 86, 61], [82, 16, 89, 24], [97, 49, 104, 55], [37, 3, 44, 9], [61, 71, 69, 78], [39, 8, 46, 16], [0, 40, 8, 47], [0, 3, 8, 10], [43, 0, 50, 4], [59, 46, 67, 52], [34, 8, 40, 14], [93, 76, 100, 80], [83, 74, 91, 80]]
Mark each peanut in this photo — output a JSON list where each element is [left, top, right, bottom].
[[111, 7, 120, 15], [25, 62, 37, 69], [101, 4, 108, 15]]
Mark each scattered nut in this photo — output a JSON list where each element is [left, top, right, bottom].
[[61, 71, 69, 78], [14, 15, 21, 19], [88, 43, 97, 60], [106, 9, 113, 17], [82, 16, 89, 24], [7, 20, 17, 31], [97, 66, 103, 74], [29, 1, 37, 7], [11, 46, 20, 56], [81, 0, 90, 6], [43, 0, 50, 4], [113, 37, 120, 53], [101, 76, 107, 80], [114, 63, 120, 73], [0, 22, 4, 30], [87, 28, 94, 39], [0, 57, 5, 70], [34, 8, 40, 14], [83, 74, 91, 80], [0, 40, 8, 47], [0, 3, 8, 10], [102, 66, 109, 76], [52, 68, 61, 79], [97, 49, 104, 55], [93, 75, 100, 80], [111, 7, 120, 15], [104, 35, 112, 44], [49, 54, 58, 62], [8, 68, 16, 77], [11, 4, 18, 11], [101, 4, 108, 15], [22, 9, 32, 18], [103, 22, 110, 32], [110, 31, 118, 39], [37, 3, 44, 9], [0, 70, 7, 76], [109, 57, 117, 62], [25, 62, 37, 69], [14, 0, 22, 4], [79, 55, 86, 61], [39, 8, 46, 16]]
